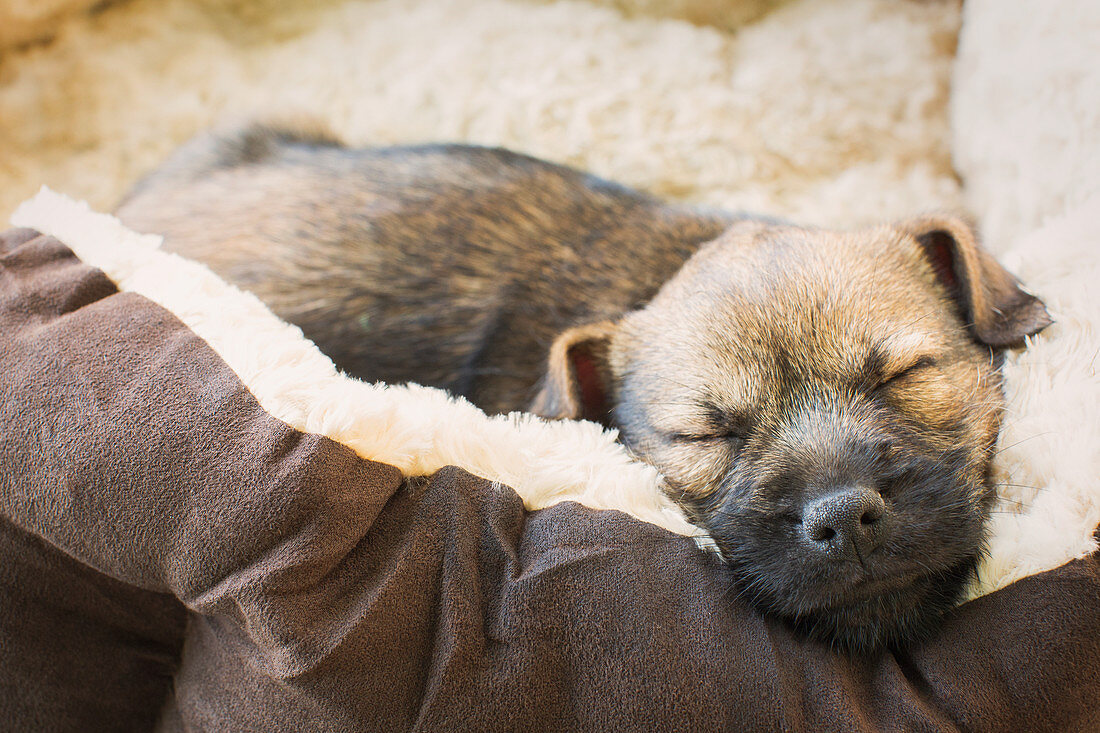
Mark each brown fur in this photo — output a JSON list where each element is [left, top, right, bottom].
[[603, 222, 1006, 503], [116, 125, 1051, 650], [116, 125, 732, 414]]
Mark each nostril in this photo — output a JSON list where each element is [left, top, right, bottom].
[[861, 499, 885, 526], [810, 525, 836, 542]]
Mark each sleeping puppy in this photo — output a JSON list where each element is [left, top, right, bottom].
[[116, 125, 1051, 651]]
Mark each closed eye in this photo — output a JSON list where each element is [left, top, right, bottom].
[[878, 356, 937, 389], [664, 403, 752, 448], [670, 430, 745, 443], [667, 424, 749, 451]]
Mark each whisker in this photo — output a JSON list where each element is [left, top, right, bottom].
[[993, 431, 1055, 456]]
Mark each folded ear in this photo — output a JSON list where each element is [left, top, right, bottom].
[[899, 215, 1052, 347], [529, 321, 618, 423]]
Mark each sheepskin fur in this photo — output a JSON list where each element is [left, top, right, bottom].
[[3, 0, 1098, 598], [953, 0, 1100, 250], [950, 0, 1100, 596], [0, 0, 961, 224]]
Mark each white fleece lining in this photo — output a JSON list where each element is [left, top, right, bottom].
[[12, 188, 1100, 596], [12, 187, 708, 542]]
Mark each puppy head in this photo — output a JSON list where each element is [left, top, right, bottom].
[[532, 216, 1051, 651]]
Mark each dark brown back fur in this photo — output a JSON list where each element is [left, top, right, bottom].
[[116, 126, 733, 413]]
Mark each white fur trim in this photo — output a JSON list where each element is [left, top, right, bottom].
[[12, 187, 711, 545]]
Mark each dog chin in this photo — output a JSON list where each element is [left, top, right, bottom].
[[755, 557, 979, 654]]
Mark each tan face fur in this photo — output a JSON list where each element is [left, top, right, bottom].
[[613, 221, 1001, 505], [536, 216, 1050, 650]]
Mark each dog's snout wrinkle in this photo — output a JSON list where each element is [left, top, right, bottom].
[[802, 487, 887, 562]]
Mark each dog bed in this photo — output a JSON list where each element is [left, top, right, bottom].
[[1, 190, 1098, 731], [2, 0, 1099, 729]]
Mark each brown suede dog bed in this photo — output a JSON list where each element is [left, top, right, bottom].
[[2, 198, 1100, 731]]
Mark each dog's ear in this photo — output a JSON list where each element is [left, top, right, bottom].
[[900, 215, 1052, 347], [530, 321, 618, 423]]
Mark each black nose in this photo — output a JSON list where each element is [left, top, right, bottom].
[[802, 488, 887, 561]]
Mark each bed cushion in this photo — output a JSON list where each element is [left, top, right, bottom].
[[2, 202, 1100, 731]]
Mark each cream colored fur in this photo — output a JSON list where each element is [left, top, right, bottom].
[[972, 197, 1100, 596], [3, 0, 1098, 596], [950, 0, 1100, 595], [0, 0, 960, 225]]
